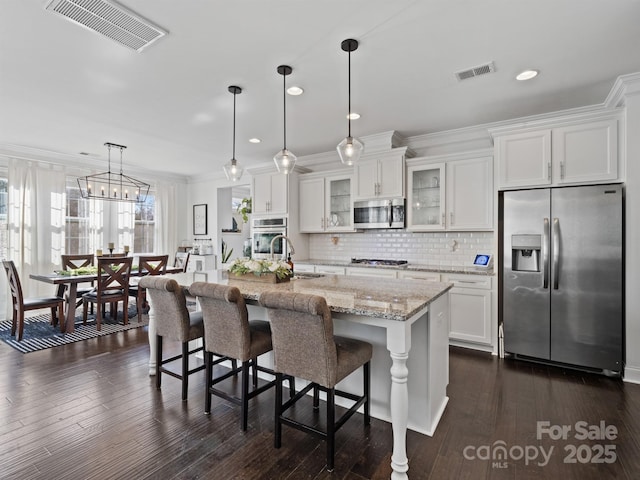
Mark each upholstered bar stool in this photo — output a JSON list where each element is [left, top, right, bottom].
[[258, 291, 372, 472], [139, 276, 205, 401], [189, 282, 294, 431]]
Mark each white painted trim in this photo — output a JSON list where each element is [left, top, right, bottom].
[[624, 366, 640, 384]]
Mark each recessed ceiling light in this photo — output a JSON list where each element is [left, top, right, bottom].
[[347, 112, 360, 120], [516, 69, 539, 81], [287, 86, 304, 96], [249, 138, 261, 144]]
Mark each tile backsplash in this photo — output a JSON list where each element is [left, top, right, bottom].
[[308, 231, 494, 268]]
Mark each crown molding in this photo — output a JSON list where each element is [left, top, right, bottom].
[[606, 72, 640, 108], [0, 143, 189, 184]]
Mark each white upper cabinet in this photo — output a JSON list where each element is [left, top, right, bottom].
[[354, 149, 407, 199], [493, 112, 620, 190], [299, 172, 354, 233], [496, 130, 552, 188], [252, 173, 288, 214], [446, 156, 493, 230], [552, 119, 618, 184], [407, 153, 493, 231]]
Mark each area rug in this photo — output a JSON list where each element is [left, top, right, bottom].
[[0, 307, 146, 353]]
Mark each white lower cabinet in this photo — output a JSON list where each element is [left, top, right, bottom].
[[315, 265, 346, 275], [186, 254, 217, 272], [346, 267, 397, 278], [442, 274, 492, 347], [397, 270, 441, 282], [292, 263, 315, 273]]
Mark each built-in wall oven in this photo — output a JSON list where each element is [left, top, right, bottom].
[[251, 217, 288, 259]]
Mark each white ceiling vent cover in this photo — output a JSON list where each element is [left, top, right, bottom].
[[454, 62, 496, 81], [45, 0, 167, 52]]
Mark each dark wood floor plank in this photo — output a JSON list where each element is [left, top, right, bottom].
[[2, 330, 640, 479]]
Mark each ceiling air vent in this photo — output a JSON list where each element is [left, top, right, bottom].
[[45, 0, 167, 52], [454, 62, 496, 81]]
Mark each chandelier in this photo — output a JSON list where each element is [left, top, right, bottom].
[[77, 143, 150, 202]]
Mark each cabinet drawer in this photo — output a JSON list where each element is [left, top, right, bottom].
[[293, 263, 315, 273], [315, 265, 346, 275], [346, 267, 398, 279], [442, 274, 492, 290], [398, 270, 441, 282]]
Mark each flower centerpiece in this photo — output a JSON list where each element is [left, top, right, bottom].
[[227, 257, 292, 283]]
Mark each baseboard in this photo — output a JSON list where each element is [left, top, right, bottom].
[[623, 365, 640, 384]]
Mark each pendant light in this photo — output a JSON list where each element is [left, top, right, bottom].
[[223, 85, 244, 181], [336, 38, 364, 166], [273, 65, 297, 174]]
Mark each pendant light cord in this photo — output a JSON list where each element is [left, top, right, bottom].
[[232, 90, 237, 160], [347, 48, 352, 138], [282, 72, 287, 151]]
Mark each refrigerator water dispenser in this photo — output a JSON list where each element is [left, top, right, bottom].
[[511, 234, 541, 272]]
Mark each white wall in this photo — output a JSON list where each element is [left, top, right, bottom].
[[619, 82, 640, 382]]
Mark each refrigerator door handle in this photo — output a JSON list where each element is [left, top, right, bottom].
[[543, 218, 550, 289], [552, 217, 560, 289]]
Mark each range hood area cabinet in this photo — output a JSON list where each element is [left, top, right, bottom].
[[299, 172, 354, 233], [491, 112, 620, 190], [353, 148, 409, 200], [406, 153, 493, 231]]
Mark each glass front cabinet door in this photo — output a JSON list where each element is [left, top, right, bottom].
[[407, 163, 445, 230], [326, 175, 353, 231]]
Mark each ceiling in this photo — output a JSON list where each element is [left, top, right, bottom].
[[2, 0, 640, 180]]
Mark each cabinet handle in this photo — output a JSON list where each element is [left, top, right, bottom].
[[560, 162, 565, 179], [547, 162, 551, 181], [441, 213, 445, 225], [321, 217, 325, 229], [450, 212, 454, 225]]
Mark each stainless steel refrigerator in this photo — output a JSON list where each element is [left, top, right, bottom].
[[501, 184, 623, 373]]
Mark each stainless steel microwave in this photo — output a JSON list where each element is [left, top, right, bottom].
[[353, 198, 405, 229]]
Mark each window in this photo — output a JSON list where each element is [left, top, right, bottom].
[[65, 180, 91, 254], [64, 178, 155, 254], [135, 193, 155, 253]]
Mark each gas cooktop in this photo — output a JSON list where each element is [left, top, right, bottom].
[[350, 258, 408, 267]]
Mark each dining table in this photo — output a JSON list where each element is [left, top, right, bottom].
[[30, 265, 184, 333]]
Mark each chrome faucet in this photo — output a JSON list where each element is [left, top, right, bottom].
[[270, 235, 295, 260]]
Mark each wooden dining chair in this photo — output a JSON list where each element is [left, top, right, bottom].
[[60, 254, 96, 314], [3, 260, 65, 341], [129, 254, 169, 317], [174, 251, 190, 272], [82, 256, 133, 331]]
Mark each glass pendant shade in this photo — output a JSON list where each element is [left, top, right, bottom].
[[337, 135, 364, 166], [223, 85, 244, 181], [223, 158, 243, 182], [274, 65, 296, 174], [273, 148, 297, 175]]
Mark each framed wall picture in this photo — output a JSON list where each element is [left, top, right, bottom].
[[193, 204, 208, 235]]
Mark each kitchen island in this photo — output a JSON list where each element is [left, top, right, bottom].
[[147, 270, 452, 480]]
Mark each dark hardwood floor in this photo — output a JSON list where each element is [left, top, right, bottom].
[[2, 324, 639, 480]]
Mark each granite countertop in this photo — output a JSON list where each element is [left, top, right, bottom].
[[172, 270, 452, 322], [294, 258, 495, 276]]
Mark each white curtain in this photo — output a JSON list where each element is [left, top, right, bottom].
[[6, 158, 66, 300], [155, 182, 178, 259]]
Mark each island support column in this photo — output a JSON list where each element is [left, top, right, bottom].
[[386, 317, 414, 480], [147, 295, 157, 375]]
